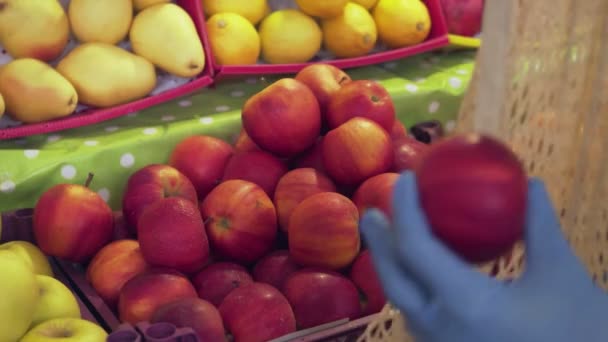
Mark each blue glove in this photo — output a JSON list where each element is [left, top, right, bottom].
[[360, 172, 608, 342]]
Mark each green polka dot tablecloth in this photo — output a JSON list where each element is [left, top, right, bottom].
[[0, 51, 476, 212]]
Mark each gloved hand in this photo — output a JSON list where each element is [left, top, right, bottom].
[[360, 171, 608, 342]]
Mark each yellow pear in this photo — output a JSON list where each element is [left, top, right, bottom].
[[133, 0, 171, 11], [0, 250, 40, 342], [0, 92, 4, 117], [0, 59, 78, 123], [69, 0, 133, 44], [56, 43, 157, 108], [130, 3, 206, 78], [0, 0, 69, 62]]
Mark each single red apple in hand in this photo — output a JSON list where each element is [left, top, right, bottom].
[[222, 151, 289, 197], [253, 250, 301, 291], [352, 172, 400, 218], [350, 250, 387, 315], [415, 133, 527, 263], [283, 268, 361, 329], [326, 80, 396, 132], [440, 0, 484, 37], [34, 182, 113, 263], [273, 168, 337, 231], [322, 117, 393, 186], [219, 282, 296, 342], [392, 136, 428, 172], [192, 262, 253, 306], [122, 164, 198, 232], [137, 197, 210, 274], [289, 192, 360, 270], [294, 63, 352, 115], [200, 180, 278, 264], [169, 135, 234, 200], [151, 298, 226, 342]]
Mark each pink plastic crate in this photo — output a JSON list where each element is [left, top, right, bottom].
[[207, 0, 450, 77], [0, 0, 214, 141]]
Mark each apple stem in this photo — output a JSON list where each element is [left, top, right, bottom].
[[84, 173, 94, 188], [338, 76, 349, 85]]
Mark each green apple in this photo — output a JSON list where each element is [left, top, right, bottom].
[[0, 249, 40, 341], [30, 275, 81, 328], [0, 240, 53, 276], [21, 318, 108, 342]]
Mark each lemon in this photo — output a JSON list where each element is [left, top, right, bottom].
[[295, 0, 349, 19], [202, 0, 267, 25], [207, 13, 261, 65], [321, 2, 377, 58], [351, 0, 379, 10], [0, 93, 4, 117], [258, 10, 322, 64], [373, 0, 431, 48]]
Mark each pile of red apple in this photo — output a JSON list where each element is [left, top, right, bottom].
[[30, 63, 528, 342]]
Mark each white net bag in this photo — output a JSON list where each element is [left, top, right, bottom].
[[358, 0, 608, 340]]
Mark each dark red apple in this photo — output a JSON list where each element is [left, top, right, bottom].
[[283, 268, 361, 329], [294, 63, 352, 115], [352, 172, 400, 218], [440, 0, 484, 36], [326, 80, 396, 132], [219, 282, 296, 342], [392, 136, 428, 172], [151, 298, 226, 342], [222, 151, 289, 197], [191, 262, 253, 306], [350, 250, 387, 315], [253, 250, 301, 290], [415, 133, 527, 263]]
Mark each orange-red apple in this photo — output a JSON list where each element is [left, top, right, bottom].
[[322, 117, 393, 186], [118, 268, 198, 324], [292, 137, 326, 174], [33, 183, 113, 263], [151, 298, 226, 342], [273, 168, 336, 231], [137, 197, 210, 274], [233, 128, 261, 153], [191, 262, 253, 306], [350, 250, 387, 315], [294, 63, 352, 115], [326, 80, 395, 132], [169, 135, 234, 200], [219, 282, 296, 342], [283, 268, 361, 329], [352, 172, 400, 218], [390, 120, 408, 140], [86, 239, 149, 309], [288, 192, 360, 270], [222, 151, 289, 197], [392, 136, 427, 172], [253, 250, 301, 291], [242, 78, 321, 158], [200, 180, 278, 264], [122, 164, 198, 233]]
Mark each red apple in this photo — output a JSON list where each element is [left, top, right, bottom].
[[326, 80, 396, 132], [242, 78, 321, 158], [122, 164, 198, 232], [151, 298, 226, 342], [352, 172, 400, 218], [390, 120, 408, 140], [233, 128, 261, 153], [192, 262, 253, 307], [415, 133, 527, 263], [137, 197, 210, 274], [392, 136, 428, 172], [292, 137, 326, 174], [440, 0, 484, 37], [288, 192, 360, 270], [86, 239, 149, 309], [253, 250, 301, 290], [112, 211, 135, 241], [294, 63, 352, 115], [350, 250, 387, 315], [222, 151, 289, 197], [169, 135, 234, 200], [200, 180, 277, 264], [118, 269, 198, 324], [322, 117, 393, 186], [273, 168, 337, 231], [33, 183, 113, 263], [283, 268, 361, 329], [219, 282, 296, 342]]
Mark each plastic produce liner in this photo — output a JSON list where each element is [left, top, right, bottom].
[[358, 0, 608, 340]]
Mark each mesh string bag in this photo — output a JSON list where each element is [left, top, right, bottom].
[[358, 0, 608, 340]]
